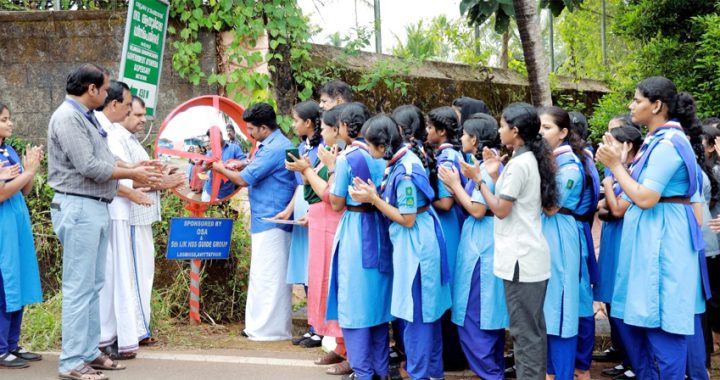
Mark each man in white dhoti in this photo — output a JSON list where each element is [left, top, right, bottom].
[[96, 81, 154, 360], [210, 103, 297, 341], [121, 96, 185, 346]]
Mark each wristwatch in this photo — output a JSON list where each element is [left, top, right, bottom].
[[475, 179, 486, 191]]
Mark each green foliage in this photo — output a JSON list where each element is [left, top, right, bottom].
[[355, 58, 414, 98], [461, 0, 584, 33], [169, 0, 318, 125], [588, 0, 720, 139], [555, 0, 637, 81], [392, 16, 491, 65], [20, 293, 62, 351]]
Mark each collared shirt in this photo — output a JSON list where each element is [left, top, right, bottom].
[[48, 96, 117, 199], [493, 145, 551, 282], [98, 111, 133, 221], [125, 134, 162, 226], [239, 129, 296, 234]]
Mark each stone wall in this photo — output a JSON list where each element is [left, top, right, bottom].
[[0, 10, 217, 143], [0, 10, 610, 144]]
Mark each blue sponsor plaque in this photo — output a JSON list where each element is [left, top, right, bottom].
[[167, 217, 233, 260]]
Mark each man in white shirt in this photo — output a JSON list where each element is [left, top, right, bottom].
[[121, 96, 185, 346], [95, 81, 154, 360]]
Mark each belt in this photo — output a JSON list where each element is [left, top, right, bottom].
[[659, 196, 691, 205], [557, 207, 594, 223], [485, 209, 495, 217], [347, 204, 377, 213], [417, 205, 429, 214], [56, 191, 112, 204]]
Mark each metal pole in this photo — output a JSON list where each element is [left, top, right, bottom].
[[474, 24, 481, 56], [601, 0, 607, 65], [549, 10, 555, 73], [374, 0, 382, 53]]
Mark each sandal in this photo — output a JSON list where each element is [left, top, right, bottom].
[[326, 360, 353, 375], [88, 353, 126, 370], [315, 350, 344, 365], [139, 336, 158, 346], [59, 364, 108, 380]]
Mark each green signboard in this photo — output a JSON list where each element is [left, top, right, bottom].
[[119, 0, 170, 119]]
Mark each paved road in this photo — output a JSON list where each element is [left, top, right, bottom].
[[1, 350, 329, 380]]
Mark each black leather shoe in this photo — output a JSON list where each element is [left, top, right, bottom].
[[602, 365, 625, 378], [504, 351, 515, 368], [291, 332, 312, 345], [613, 370, 636, 380], [341, 373, 357, 380], [504, 365, 517, 378], [10, 347, 41, 362], [0, 353, 29, 369], [593, 347, 623, 362], [299, 335, 323, 348]]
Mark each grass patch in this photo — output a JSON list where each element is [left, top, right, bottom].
[[20, 292, 62, 351]]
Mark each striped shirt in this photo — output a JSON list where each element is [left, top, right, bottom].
[[47, 96, 118, 199], [124, 134, 161, 226]]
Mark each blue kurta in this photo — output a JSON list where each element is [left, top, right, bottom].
[[451, 163, 509, 330], [386, 152, 451, 323], [435, 146, 466, 283], [611, 127, 702, 335], [542, 147, 583, 338], [326, 146, 393, 328], [286, 143, 319, 285], [0, 145, 43, 313]]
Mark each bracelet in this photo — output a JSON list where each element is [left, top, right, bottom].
[[327, 168, 335, 176]]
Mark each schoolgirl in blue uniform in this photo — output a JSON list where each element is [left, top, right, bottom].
[[425, 106, 467, 371], [350, 115, 451, 380], [326, 103, 393, 380], [389, 104, 429, 360], [537, 106, 586, 380], [0, 103, 44, 368], [596, 76, 708, 379], [564, 112, 601, 380], [438, 113, 509, 379], [595, 123, 643, 380]]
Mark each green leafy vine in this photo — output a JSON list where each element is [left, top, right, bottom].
[[168, 0, 317, 136]]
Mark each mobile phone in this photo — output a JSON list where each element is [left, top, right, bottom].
[[286, 148, 299, 162]]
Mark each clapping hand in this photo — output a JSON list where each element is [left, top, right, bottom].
[[0, 163, 20, 180], [481, 148, 505, 178], [22, 144, 44, 174], [438, 165, 461, 194], [348, 177, 378, 204], [460, 155, 482, 183], [317, 144, 338, 171], [286, 153, 312, 173], [596, 133, 622, 170]]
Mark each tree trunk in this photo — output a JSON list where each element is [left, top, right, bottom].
[[512, 0, 553, 106], [500, 31, 509, 69]]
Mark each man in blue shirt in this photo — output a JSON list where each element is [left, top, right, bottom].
[[212, 103, 296, 341], [201, 127, 247, 201]]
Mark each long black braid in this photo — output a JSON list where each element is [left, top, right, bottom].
[[426, 106, 461, 194], [338, 102, 371, 139], [392, 104, 428, 168], [293, 100, 322, 148]]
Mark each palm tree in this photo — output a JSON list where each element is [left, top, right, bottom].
[[513, 0, 552, 105], [461, 0, 584, 106]]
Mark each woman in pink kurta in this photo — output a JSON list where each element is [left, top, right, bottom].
[[286, 104, 349, 374]]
